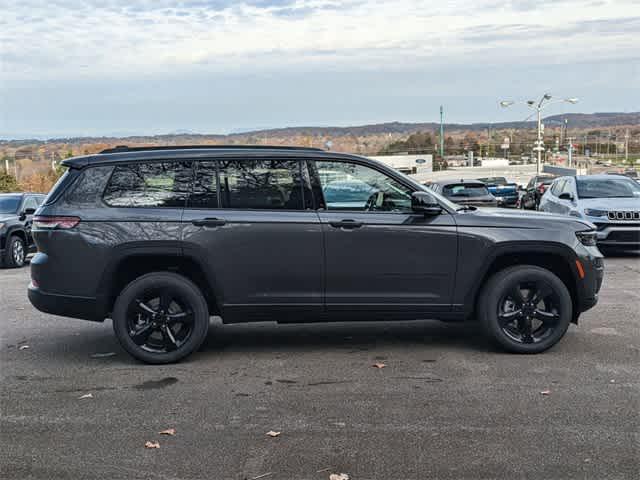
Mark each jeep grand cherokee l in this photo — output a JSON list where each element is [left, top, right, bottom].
[[28, 146, 604, 363]]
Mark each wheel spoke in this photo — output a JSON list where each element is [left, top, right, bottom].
[[530, 283, 553, 306], [161, 326, 178, 351], [534, 309, 559, 325], [135, 300, 156, 316], [498, 309, 522, 325], [507, 285, 525, 306], [159, 290, 173, 312], [130, 323, 155, 345], [166, 311, 193, 324], [519, 317, 534, 344]]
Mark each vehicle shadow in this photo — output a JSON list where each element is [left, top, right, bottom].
[[199, 318, 492, 355]]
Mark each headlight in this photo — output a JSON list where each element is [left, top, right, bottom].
[[576, 230, 598, 246], [0, 222, 5, 230], [584, 208, 607, 217], [569, 210, 582, 218]]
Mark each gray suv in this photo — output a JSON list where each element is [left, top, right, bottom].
[[28, 146, 604, 363]]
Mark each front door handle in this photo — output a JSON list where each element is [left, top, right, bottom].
[[191, 217, 226, 227], [329, 219, 363, 229]]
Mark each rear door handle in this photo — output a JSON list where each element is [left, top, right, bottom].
[[329, 219, 363, 229], [191, 217, 226, 227]]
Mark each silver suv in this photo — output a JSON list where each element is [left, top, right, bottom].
[[539, 174, 640, 248]]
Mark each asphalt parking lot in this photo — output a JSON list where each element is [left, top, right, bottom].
[[1, 256, 639, 480]]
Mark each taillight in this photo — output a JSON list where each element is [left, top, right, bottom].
[[33, 216, 80, 230]]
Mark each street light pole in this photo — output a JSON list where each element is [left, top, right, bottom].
[[500, 95, 578, 175]]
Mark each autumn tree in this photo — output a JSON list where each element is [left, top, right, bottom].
[[0, 171, 20, 192]]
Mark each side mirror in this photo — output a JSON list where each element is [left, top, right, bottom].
[[412, 191, 442, 216], [24, 208, 36, 215], [558, 192, 573, 201]]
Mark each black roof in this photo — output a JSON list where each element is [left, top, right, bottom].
[[61, 145, 362, 169]]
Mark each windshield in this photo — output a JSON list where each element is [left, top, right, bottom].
[[0, 195, 21, 214], [443, 184, 489, 197], [577, 177, 640, 199]]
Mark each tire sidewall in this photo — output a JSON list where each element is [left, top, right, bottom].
[[479, 266, 573, 354], [112, 272, 209, 364], [4, 236, 26, 268]]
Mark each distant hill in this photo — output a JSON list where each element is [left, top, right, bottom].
[[1, 112, 637, 144]]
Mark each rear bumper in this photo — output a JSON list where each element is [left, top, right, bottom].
[[28, 285, 105, 322]]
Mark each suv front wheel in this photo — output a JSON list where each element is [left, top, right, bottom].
[[478, 266, 572, 353], [112, 272, 210, 364]]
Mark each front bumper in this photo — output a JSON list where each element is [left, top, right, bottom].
[[592, 221, 640, 247], [576, 247, 605, 315]]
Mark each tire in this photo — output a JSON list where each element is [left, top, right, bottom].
[[112, 272, 210, 364], [3, 235, 26, 268], [478, 265, 572, 354]]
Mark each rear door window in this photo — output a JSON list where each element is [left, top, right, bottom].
[[217, 159, 305, 210], [103, 162, 192, 208]]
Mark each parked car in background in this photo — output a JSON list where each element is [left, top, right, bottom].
[[519, 175, 556, 210], [427, 179, 498, 208], [539, 174, 640, 249], [0, 193, 45, 268], [28, 145, 603, 363], [477, 177, 519, 207]]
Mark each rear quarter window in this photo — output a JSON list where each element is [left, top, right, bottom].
[[103, 162, 193, 208]]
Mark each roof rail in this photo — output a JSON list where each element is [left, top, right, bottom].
[[99, 145, 325, 154]]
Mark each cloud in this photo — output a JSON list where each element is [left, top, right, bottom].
[[2, 0, 639, 82]]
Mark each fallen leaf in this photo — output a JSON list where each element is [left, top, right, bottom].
[[145, 441, 160, 449], [265, 431, 281, 437], [372, 363, 386, 369], [90, 352, 117, 358], [540, 390, 551, 396], [78, 393, 93, 399], [19, 345, 30, 350], [159, 428, 176, 436], [329, 474, 350, 480]]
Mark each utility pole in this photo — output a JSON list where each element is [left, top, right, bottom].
[[567, 137, 575, 168], [625, 129, 630, 162], [439, 105, 444, 157]]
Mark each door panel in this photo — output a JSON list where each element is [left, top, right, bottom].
[[319, 211, 457, 311], [181, 159, 323, 318], [311, 159, 458, 313]]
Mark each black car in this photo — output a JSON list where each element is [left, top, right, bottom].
[[0, 193, 45, 268], [520, 175, 556, 210], [28, 146, 604, 363], [428, 179, 498, 208]]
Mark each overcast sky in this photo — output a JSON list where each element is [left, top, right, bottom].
[[1, 0, 639, 138]]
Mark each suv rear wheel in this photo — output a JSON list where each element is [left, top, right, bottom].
[[3, 235, 26, 268], [478, 266, 572, 353], [112, 272, 210, 364]]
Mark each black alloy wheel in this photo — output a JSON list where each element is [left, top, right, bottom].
[[479, 265, 572, 353], [498, 280, 561, 345], [113, 272, 209, 364]]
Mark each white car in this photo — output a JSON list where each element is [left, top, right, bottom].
[[539, 174, 640, 249]]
